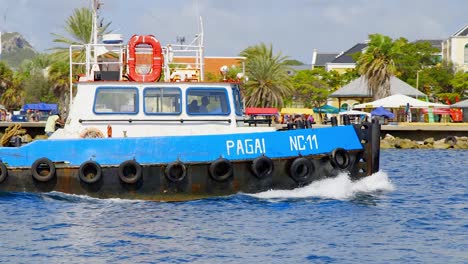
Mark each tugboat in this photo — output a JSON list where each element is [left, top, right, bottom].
[[0, 5, 380, 201]]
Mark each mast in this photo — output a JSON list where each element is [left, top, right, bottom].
[[70, 0, 101, 111], [91, 0, 101, 64], [199, 17, 205, 81]]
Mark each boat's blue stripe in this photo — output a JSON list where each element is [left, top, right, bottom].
[[0, 126, 362, 167]]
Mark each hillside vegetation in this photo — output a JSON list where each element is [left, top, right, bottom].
[[1, 32, 38, 68]]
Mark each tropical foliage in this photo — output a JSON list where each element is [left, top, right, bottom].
[[50, 7, 111, 62], [394, 39, 439, 85], [240, 43, 293, 107], [356, 34, 405, 100], [291, 69, 331, 108], [48, 7, 111, 114], [0, 61, 24, 109]]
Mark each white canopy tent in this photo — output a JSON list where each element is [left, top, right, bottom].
[[451, 99, 468, 108], [353, 94, 449, 109], [338, 110, 371, 117]]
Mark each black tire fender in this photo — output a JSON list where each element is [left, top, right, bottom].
[[330, 148, 350, 169], [165, 161, 187, 182], [118, 160, 142, 184], [31, 158, 56, 182], [444, 136, 457, 146], [289, 157, 314, 183], [251, 156, 274, 179], [0, 162, 7, 183], [209, 158, 233, 182], [79, 160, 102, 184]]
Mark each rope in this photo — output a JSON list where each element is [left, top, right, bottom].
[[1, 124, 22, 146], [80, 127, 104, 138]]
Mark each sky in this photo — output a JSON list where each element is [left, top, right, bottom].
[[0, 0, 466, 63]]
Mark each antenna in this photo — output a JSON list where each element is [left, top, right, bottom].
[[176, 36, 186, 48]]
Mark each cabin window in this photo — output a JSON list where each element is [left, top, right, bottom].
[[144, 87, 181, 114], [232, 85, 243, 116], [93, 87, 138, 114], [186, 88, 230, 115]]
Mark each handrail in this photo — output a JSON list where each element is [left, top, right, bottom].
[[79, 118, 232, 124]]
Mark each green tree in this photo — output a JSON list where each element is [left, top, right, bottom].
[[450, 71, 468, 97], [418, 63, 454, 97], [283, 59, 304, 66], [292, 69, 331, 108], [394, 40, 439, 87], [48, 60, 71, 113], [240, 43, 293, 107], [356, 34, 405, 99], [0, 61, 15, 94], [340, 68, 360, 86], [23, 73, 55, 103], [0, 61, 24, 109]]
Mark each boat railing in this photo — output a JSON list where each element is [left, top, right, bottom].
[[68, 43, 125, 107], [78, 118, 232, 124], [69, 43, 125, 82], [162, 19, 205, 82]]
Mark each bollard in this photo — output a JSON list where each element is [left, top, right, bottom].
[[330, 116, 338, 126], [343, 114, 350, 125]]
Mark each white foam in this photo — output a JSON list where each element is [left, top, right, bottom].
[[250, 171, 395, 200]]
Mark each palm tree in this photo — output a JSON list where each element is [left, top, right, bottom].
[[356, 34, 404, 100], [49, 7, 111, 114], [240, 43, 293, 107], [48, 60, 70, 113], [50, 7, 111, 61]]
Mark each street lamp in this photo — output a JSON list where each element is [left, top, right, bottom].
[[416, 70, 422, 90]]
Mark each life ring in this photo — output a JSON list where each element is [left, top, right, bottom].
[[0, 162, 8, 183], [251, 156, 274, 179], [31, 157, 56, 182], [80, 127, 104, 138], [165, 161, 187, 182], [127, 34, 163, 82], [209, 158, 233, 182], [330, 148, 350, 169], [444, 136, 457, 146], [289, 157, 314, 183], [118, 160, 142, 184], [79, 160, 102, 184]]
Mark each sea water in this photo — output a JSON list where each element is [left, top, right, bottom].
[[0, 149, 466, 263]]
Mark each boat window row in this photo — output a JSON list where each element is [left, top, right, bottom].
[[93, 86, 242, 116]]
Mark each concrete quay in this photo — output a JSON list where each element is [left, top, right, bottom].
[[277, 122, 468, 141], [380, 123, 468, 141]]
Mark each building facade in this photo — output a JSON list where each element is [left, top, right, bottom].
[[442, 25, 468, 72]]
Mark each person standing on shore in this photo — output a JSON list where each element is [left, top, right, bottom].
[[45, 111, 64, 137]]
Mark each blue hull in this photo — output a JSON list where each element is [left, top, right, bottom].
[[0, 124, 380, 201], [1, 126, 362, 167]]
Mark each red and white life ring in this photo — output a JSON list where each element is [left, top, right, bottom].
[[127, 34, 163, 82]]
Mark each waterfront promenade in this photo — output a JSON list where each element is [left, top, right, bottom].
[[380, 122, 468, 140], [279, 122, 468, 141]]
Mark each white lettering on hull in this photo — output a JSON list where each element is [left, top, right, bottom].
[[226, 138, 266, 156], [289, 134, 318, 151]]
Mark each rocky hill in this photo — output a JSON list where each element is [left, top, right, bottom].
[[1, 32, 38, 69]]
